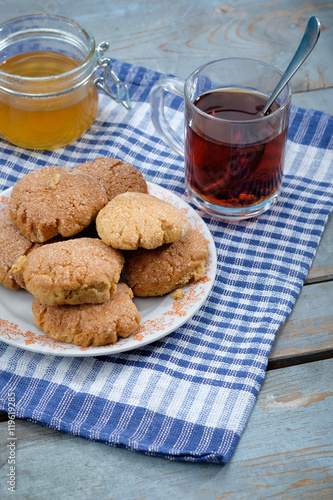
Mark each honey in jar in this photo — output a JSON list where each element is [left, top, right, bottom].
[[0, 14, 130, 150], [0, 51, 98, 149]]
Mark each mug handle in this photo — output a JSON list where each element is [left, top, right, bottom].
[[150, 77, 185, 158]]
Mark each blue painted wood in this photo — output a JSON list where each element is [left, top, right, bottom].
[[306, 212, 333, 284], [270, 280, 333, 365], [292, 87, 333, 114]]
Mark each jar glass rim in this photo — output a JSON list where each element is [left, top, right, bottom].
[[0, 14, 96, 85]]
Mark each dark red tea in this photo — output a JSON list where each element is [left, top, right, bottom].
[[185, 89, 287, 208]]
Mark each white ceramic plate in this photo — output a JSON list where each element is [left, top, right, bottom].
[[0, 182, 217, 357]]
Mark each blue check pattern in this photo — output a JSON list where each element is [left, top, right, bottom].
[[0, 59, 332, 464]]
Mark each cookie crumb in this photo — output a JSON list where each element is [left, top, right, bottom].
[[49, 173, 61, 189], [11, 255, 27, 274], [171, 288, 183, 300]]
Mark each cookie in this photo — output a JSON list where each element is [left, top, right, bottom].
[[75, 157, 148, 200], [0, 207, 34, 290], [96, 192, 190, 250], [10, 165, 108, 242], [32, 283, 141, 347], [12, 238, 124, 305], [124, 228, 209, 296]]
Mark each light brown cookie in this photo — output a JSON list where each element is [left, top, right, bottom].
[[0, 207, 34, 290], [32, 283, 141, 347], [10, 165, 108, 242], [13, 237, 124, 305], [96, 192, 190, 250], [124, 228, 209, 296], [75, 157, 148, 200]]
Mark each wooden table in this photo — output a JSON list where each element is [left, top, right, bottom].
[[1, 1, 332, 498]]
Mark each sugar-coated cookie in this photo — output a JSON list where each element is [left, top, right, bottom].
[[32, 283, 141, 347], [124, 228, 209, 296], [10, 165, 107, 242], [96, 192, 190, 250], [13, 238, 124, 305], [0, 207, 34, 290], [75, 157, 148, 200]]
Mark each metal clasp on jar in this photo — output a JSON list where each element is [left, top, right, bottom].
[[94, 42, 131, 110]]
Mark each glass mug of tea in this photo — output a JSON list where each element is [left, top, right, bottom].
[[150, 58, 291, 220]]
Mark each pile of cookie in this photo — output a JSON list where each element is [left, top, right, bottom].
[[0, 157, 209, 347]]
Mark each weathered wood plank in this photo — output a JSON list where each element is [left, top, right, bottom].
[[0, 359, 332, 499], [305, 212, 333, 284], [227, 359, 333, 498], [2, 0, 333, 100], [269, 280, 333, 367], [292, 87, 333, 114]]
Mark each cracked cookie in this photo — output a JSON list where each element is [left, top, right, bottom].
[[124, 228, 209, 296], [96, 192, 190, 250], [32, 283, 141, 347], [75, 157, 148, 201], [9, 165, 108, 242], [12, 237, 124, 305], [0, 207, 34, 290]]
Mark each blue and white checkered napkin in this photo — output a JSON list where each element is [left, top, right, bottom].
[[0, 60, 332, 464]]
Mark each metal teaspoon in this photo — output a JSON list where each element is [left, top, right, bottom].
[[262, 16, 321, 115]]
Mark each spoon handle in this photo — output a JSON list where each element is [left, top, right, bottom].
[[262, 16, 321, 115]]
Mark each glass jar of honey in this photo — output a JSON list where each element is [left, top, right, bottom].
[[0, 14, 130, 150]]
